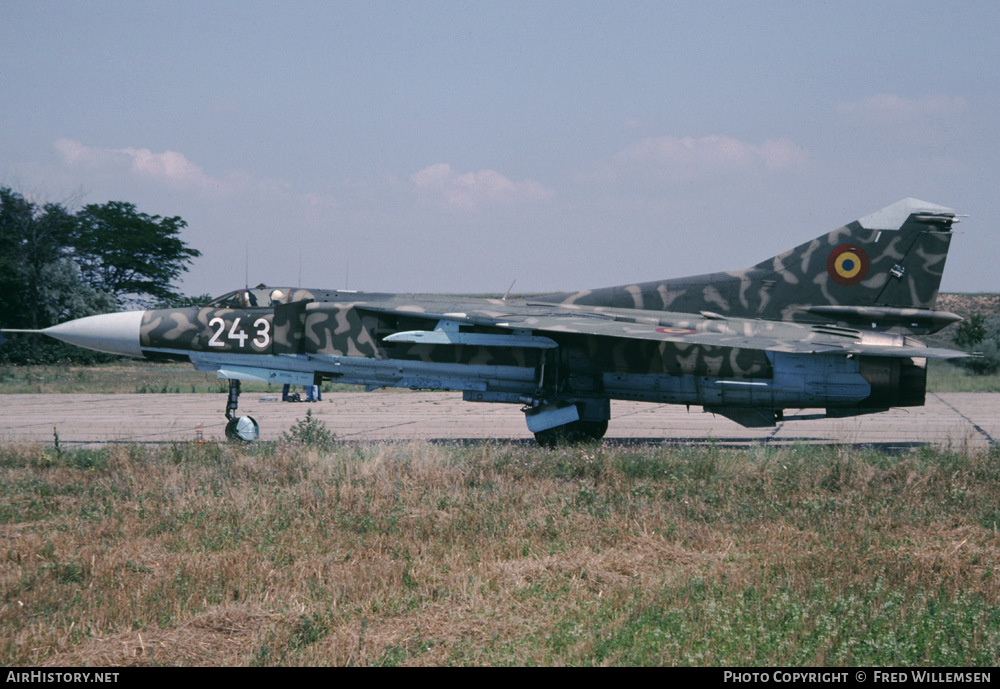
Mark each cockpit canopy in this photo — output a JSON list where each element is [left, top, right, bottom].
[[206, 286, 313, 309]]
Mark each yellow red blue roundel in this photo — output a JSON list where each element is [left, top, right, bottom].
[[827, 244, 869, 286]]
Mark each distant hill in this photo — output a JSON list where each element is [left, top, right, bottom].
[[936, 293, 1000, 319]]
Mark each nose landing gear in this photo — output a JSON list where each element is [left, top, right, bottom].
[[223, 379, 259, 442]]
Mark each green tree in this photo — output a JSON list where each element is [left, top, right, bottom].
[[73, 201, 201, 307], [0, 188, 202, 363], [953, 314, 988, 348], [153, 293, 214, 309], [37, 259, 118, 326], [951, 313, 1000, 376], [0, 188, 78, 329], [0, 188, 120, 364], [0, 259, 118, 364]]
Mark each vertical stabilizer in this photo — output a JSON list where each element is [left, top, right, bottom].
[[539, 199, 959, 333]]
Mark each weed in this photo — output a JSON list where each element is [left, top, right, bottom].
[[289, 613, 330, 650], [281, 409, 337, 451]]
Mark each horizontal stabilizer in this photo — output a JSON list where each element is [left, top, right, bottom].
[[803, 305, 962, 330]]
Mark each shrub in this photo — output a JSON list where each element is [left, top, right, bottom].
[[281, 409, 337, 450], [959, 338, 1000, 375]]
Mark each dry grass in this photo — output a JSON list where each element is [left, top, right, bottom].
[[2, 439, 998, 666]]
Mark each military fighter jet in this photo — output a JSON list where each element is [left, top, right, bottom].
[[7, 198, 970, 444]]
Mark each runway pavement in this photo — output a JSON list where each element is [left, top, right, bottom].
[[1, 391, 997, 450]]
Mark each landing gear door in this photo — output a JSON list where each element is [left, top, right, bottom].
[[273, 300, 310, 354]]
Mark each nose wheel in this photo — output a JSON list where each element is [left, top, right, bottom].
[[225, 414, 260, 442], [224, 378, 260, 442]]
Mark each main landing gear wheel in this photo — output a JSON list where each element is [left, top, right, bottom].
[[225, 415, 260, 442], [533, 419, 608, 448]]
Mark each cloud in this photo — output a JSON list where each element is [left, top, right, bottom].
[[55, 138, 219, 191], [53, 138, 342, 232], [836, 94, 967, 124], [411, 163, 554, 212], [605, 134, 807, 181]]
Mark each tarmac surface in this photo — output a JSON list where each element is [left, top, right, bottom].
[[1, 391, 997, 450]]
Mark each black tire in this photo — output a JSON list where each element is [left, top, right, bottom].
[[578, 419, 608, 441], [533, 419, 607, 447]]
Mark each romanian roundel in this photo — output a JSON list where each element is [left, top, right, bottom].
[[826, 244, 870, 286]]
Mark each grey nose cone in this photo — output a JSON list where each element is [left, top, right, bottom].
[[42, 311, 145, 358]]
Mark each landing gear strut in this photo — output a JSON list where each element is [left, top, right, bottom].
[[522, 347, 610, 446], [223, 379, 260, 442]]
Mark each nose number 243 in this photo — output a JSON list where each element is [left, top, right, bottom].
[[207, 317, 271, 349]]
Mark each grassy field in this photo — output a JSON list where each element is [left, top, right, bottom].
[[1, 435, 997, 666], [1, 359, 999, 394], [926, 362, 1000, 393]]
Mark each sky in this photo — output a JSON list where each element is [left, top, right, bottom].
[[2, 1, 998, 298]]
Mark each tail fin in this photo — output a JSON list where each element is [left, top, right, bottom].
[[543, 198, 960, 334], [747, 198, 959, 332], [759, 198, 955, 307]]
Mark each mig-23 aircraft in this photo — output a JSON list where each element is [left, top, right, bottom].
[[8, 198, 970, 444]]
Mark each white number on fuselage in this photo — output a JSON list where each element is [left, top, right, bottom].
[[252, 318, 270, 348], [228, 318, 248, 347], [208, 317, 226, 347], [207, 316, 271, 350]]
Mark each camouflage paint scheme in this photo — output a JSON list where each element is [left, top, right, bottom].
[[108, 199, 974, 439]]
